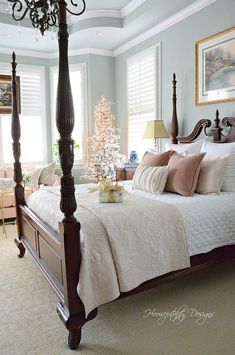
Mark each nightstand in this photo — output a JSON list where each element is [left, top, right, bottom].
[[116, 166, 138, 181]]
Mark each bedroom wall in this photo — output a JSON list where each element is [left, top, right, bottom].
[[115, 0, 235, 155]]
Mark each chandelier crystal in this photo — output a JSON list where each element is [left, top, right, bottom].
[[7, 0, 86, 35]]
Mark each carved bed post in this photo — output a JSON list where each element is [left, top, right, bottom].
[[55, 0, 95, 350], [212, 109, 222, 142], [171, 73, 178, 144], [11, 52, 26, 258]]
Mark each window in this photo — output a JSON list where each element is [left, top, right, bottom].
[[127, 45, 161, 159], [0, 63, 46, 165], [50, 63, 87, 164]]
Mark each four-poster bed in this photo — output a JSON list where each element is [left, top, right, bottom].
[[8, 1, 235, 351]]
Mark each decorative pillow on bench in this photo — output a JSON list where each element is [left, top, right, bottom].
[[0, 178, 15, 190]]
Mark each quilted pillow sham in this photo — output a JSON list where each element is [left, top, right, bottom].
[[196, 154, 230, 194], [132, 165, 169, 194], [165, 151, 206, 196]]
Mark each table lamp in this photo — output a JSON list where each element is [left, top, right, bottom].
[[143, 120, 169, 151]]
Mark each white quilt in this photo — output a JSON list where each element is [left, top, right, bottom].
[[27, 183, 235, 315]]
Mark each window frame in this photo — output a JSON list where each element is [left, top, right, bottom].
[[0, 62, 47, 166], [127, 43, 162, 157], [50, 63, 88, 166]]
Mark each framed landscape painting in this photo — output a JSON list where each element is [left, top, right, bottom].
[[0, 74, 21, 114], [196, 26, 235, 105]]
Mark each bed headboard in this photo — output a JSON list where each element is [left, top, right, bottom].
[[171, 74, 235, 144]]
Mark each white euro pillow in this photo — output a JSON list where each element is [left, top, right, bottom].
[[201, 138, 235, 192], [168, 138, 206, 154]]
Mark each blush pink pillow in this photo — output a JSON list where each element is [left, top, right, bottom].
[[141, 150, 173, 166], [165, 151, 206, 196]]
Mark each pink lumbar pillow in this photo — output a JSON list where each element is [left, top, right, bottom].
[[165, 151, 206, 196], [141, 150, 173, 166]]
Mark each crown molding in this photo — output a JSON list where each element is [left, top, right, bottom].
[[0, 46, 52, 58], [50, 47, 114, 58], [114, 0, 217, 56], [79, 9, 121, 20], [121, 0, 147, 18], [0, 46, 114, 59], [67, 9, 121, 26]]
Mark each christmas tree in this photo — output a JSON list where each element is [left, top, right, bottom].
[[86, 97, 125, 182]]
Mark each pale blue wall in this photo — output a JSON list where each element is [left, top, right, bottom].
[[115, 0, 235, 154]]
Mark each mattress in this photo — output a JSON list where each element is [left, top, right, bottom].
[[27, 182, 235, 257]]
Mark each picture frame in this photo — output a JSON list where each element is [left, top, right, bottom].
[[0, 74, 21, 114], [196, 26, 235, 106]]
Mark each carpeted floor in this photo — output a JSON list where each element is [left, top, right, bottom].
[[0, 225, 235, 355]]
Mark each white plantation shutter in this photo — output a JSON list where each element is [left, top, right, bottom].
[[128, 47, 160, 159], [20, 69, 42, 116], [0, 63, 46, 164]]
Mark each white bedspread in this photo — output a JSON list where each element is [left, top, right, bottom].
[[27, 183, 235, 315]]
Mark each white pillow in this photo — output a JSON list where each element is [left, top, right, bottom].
[[0, 178, 15, 190], [132, 165, 169, 194], [39, 162, 56, 186], [168, 138, 205, 154], [24, 167, 43, 191], [201, 138, 235, 192], [196, 155, 230, 194]]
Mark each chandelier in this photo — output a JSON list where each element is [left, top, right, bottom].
[[7, 0, 86, 35]]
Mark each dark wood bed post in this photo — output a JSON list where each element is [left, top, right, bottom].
[[11, 52, 26, 258], [171, 73, 178, 144], [55, 0, 97, 350]]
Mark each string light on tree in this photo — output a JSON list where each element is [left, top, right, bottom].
[[86, 97, 126, 182]]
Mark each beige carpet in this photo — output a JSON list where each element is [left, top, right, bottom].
[[0, 225, 235, 355]]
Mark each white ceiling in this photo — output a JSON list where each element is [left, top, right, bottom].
[[0, 0, 215, 56]]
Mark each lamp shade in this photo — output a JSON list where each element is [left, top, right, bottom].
[[143, 120, 169, 139]]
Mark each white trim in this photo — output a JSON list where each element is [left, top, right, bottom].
[[0, 46, 52, 59], [51, 47, 114, 58], [0, 46, 114, 58], [114, 0, 217, 56], [121, 0, 147, 18], [77, 9, 121, 20], [67, 9, 121, 26]]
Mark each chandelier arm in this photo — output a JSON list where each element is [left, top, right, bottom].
[[66, 0, 86, 16], [10, 1, 29, 22]]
